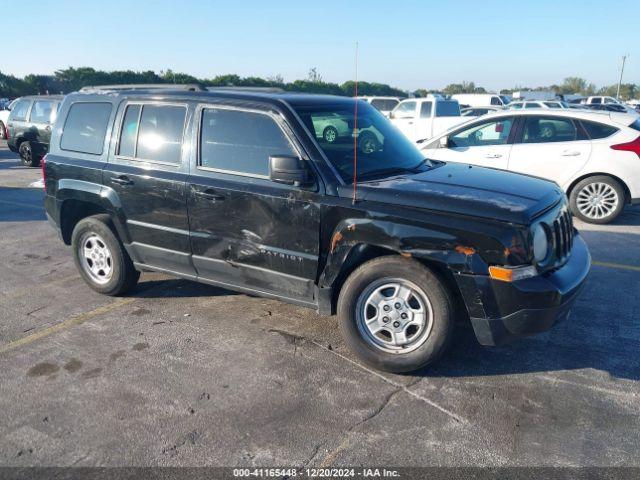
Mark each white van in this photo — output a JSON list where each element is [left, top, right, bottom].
[[358, 96, 401, 117], [451, 93, 511, 108]]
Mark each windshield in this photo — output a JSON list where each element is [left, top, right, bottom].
[[293, 101, 427, 182], [499, 95, 511, 105], [435, 101, 461, 117]]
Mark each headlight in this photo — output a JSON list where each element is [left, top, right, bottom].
[[532, 223, 549, 263]]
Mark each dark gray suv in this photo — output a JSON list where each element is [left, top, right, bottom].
[[7, 95, 63, 167]]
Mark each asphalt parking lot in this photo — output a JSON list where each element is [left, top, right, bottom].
[[0, 140, 639, 468]]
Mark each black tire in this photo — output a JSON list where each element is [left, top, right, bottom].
[[569, 175, 625, 224], [337, 256, 454, 373], [0, 121, 5, 140], [19, 141, 39, 167], [323, 126, 339, 143], [358, 131, 380, 153], [71, 214, 140, 295]]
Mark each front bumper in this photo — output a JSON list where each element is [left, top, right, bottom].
[[455, 233, 591, 346]]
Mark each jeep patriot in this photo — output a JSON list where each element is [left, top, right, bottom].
[[43, 87, 590, 372]]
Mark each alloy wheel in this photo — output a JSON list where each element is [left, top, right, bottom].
[[576, 182, 619, 220]]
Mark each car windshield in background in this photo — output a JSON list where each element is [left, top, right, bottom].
[[435, 101, 460, 117], [631, 118, 640, 132], [499, 95, 511, 105], [293, 101, 427, 182]]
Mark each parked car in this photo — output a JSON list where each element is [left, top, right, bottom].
[[6, 95, 63, 166], [0, 98, 18, 140], [451, 93, 510, 108], [390, 96, 466, 142], [507, 100, 567, 109], [358, 96, 401, 117], [583, 103, 639, 116], [511, 90, 557, 101], [420, 109, 640, 223], [43, 87, 590, 373], [583, 96, 621, 105], [461, 106, 502, 117]]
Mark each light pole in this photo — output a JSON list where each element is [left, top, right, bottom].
[[616, 55, 628, 100]]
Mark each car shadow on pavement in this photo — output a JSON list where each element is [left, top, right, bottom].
[[0, 187, 46, 222], [131, 278, 238, 299]]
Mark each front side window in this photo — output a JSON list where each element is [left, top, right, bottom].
[[543, 102, 562, 109], [117, 104, 186, 163], [60, 102, 112, 155], [591, 98, 602, 104], [294, 101, 427, 182], [525, 102, 540, 109], [435, 101, 460, 117], [199, 108, 295, 177], [393, 101, 416, 119], [490, 96, 502, 106], [9, 100, 31, 121], [521, 116, 577, 143], [581, 120, 619, 139], [509, 103, 523, 110], [449, 117, 514, 147], [29, 101, 55, 123], [420, 102, 433, 118]]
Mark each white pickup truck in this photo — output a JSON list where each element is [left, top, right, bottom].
[[389, 96, 467, 143]]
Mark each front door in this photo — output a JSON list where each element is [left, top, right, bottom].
[[390, 101, 418, 141], [187, 104, 321, 303], [507, 115, 591, 187], [104, 101, 195, 276], [426, 116, 515, 170]]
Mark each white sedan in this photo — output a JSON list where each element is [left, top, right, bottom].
[[420, 109, 640, 223]]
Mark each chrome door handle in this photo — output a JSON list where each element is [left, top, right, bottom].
[[111, 175, 133, 185], [484, 154, 502, 158], [561, 151, 581, 156], [195, 189, 225, 201]]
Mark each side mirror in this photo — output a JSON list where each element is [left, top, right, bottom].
[[269, 155, 309, 187], [439, 136, 448, 148]]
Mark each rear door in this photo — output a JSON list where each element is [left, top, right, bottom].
[[28, 99, 57, 155], [425, 116, 515, 169], [507, 115, 591, 186], [186, 103, 321, 304], [104, 100, 195, 276]]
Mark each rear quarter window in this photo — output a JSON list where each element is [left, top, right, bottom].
[[60, 102, 113, 155], [581, 120, 619, 139]]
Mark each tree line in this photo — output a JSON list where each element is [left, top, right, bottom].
[[0, 68, 637, 101], [0, 67, 405, 99]]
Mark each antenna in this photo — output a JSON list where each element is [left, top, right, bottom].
[[352, 41, 359, 205]]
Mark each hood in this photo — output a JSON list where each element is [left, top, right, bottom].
[[346, 162, 563, 224]]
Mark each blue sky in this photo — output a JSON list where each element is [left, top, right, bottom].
[[3, 0, 638, 91]]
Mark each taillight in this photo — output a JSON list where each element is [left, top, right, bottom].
[[41, 155, 47, 188], [611, 135, 640, 158]]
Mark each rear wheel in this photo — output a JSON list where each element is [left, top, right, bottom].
[[0, 121, 5, 140], [569, 176, 625, 224], [19, 141, 39, 167], [71, 214, 139, 295], [323, 126, 339, 143], [337, 256, 454, 373]]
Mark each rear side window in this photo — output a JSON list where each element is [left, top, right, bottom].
[[117, 104, 186, 164], [199, 108, 295, 177], [420, 102, 432, 118], [630, 119, 640, 132], [435, 101, 460, 117], [60, 102, 112, 155], [521, 116, 577, 143], [371, 99, 399, 111], [9, 100, 31, 121], [591, 98, 602, 104], [29, 100, 55, 123], [581, 120, 619, 139]]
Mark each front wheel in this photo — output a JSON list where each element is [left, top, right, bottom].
[[19, 141, 39, 167], [323, 126, 339, 143], [569, 176, 625, 224], [337, 256, 454, 373], [71, 214, 140, 295]]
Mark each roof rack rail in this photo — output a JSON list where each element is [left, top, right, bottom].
[[206, 86, 285, 93], [79, 84, 207, 92]]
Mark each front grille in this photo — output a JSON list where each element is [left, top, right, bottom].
[[552, 209, 574, 260]]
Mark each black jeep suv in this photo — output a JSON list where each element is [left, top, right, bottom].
[[7, 95, 63, 167], [43, 87, 590, 372]]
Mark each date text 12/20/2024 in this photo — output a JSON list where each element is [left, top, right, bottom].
[[233, 468, 400, 477]]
